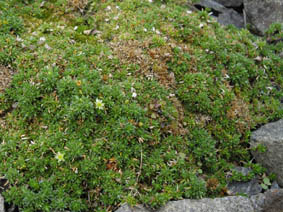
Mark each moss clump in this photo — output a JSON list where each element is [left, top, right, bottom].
[[0, 0, 282, 211]]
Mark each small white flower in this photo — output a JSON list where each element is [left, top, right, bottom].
[[149, 0, 153, 2], [83, 29, 92, 35], [116, 6, 120, 10], [144, 28, 147, 32], [16, 36, 23, 42], [39, 37, 46, 42], [105, 18, 110, 22], [131, 87, 136, 92], [113, 15, 119, 20], [161, 5, 166, 9], [95, 98, 105, 110], [152, 27, 156, 32], [186, 10, 192, 14], [55, 152, 65, 162], [132, 92, 137, 98], [156, 30, 161, 35], [38, 37, 46, 45], [114, 25, 119, 30], [106, 6, 111, 11], [74, 26, 78, 30], [199, 23, 204, 28], [224, 74, 230, 79]]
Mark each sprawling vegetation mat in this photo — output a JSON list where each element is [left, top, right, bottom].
[[0, 0, 282, 211]]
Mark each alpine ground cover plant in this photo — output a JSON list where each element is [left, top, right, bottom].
[[0, 0, 282, 211]]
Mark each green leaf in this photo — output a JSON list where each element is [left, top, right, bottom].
[[261, 183, 268, 190], [263, 177, 271, 186]]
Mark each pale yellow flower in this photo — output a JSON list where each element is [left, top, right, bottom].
[[55, 152, 65, 162], [95, 98, 105, 110]]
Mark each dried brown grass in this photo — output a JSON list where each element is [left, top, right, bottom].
[[68, 0, 88, 12]]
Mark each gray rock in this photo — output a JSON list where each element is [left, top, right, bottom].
[[115, 203, 150, 212], [228, 178, 262, 196], [215, 0, 243, 7], [250, 119, 283, 187], [0, 194, 4, 212], [251, 189, 283, 212], [233, 166, 251, 176], [157, 197, 255, 212], [217, 8, 244, 28], [194, 0, 227, 12], [116, 197, 256, 212], [271, 181, 280, 189], [193, 0, 244, 29], [115, 189, 283, 212], [228, 167, 262, 196], [244, 0, 283, 35]]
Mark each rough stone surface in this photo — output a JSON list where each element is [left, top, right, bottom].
[[251, 189, 283, 212], [116, 196, 255, 212], [157, 197, 254, 212], [215, 0, 243, 7], [233, 166, 251, 176], [250, 119, 283, 187], [228, 167, 262, 196], [244, 0, 283, 35], [193, 0, 244, 28], [271, 181, 280, 189], [217, 8, 244, 28], [228, 178, 262, 196], [194, 0, 227, 12], [0, 194, 4, 212], [115, 189, 283, 212], [115, 204, 150, 212]]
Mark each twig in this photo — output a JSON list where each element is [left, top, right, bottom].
[[136, 147, 143, 184]]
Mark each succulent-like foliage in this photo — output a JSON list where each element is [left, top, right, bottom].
[[0, 0, 282, 211]]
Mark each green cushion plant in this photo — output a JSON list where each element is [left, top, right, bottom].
[[0, 0, 282, 211]]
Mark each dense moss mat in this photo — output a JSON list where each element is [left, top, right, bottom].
[[0, 0, 282, 211]]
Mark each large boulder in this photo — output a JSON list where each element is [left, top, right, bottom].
[[214, 0, 243, 7], [250, 119, 283, 187], [217, 8, 244, 28], [244, 0, 283, 35], [193, 0, 245, 28], [194, 0, 227, 12]]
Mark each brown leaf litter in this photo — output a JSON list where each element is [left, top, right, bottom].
[[0, 65, 15, 129], [109, 38, 189, 136]]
